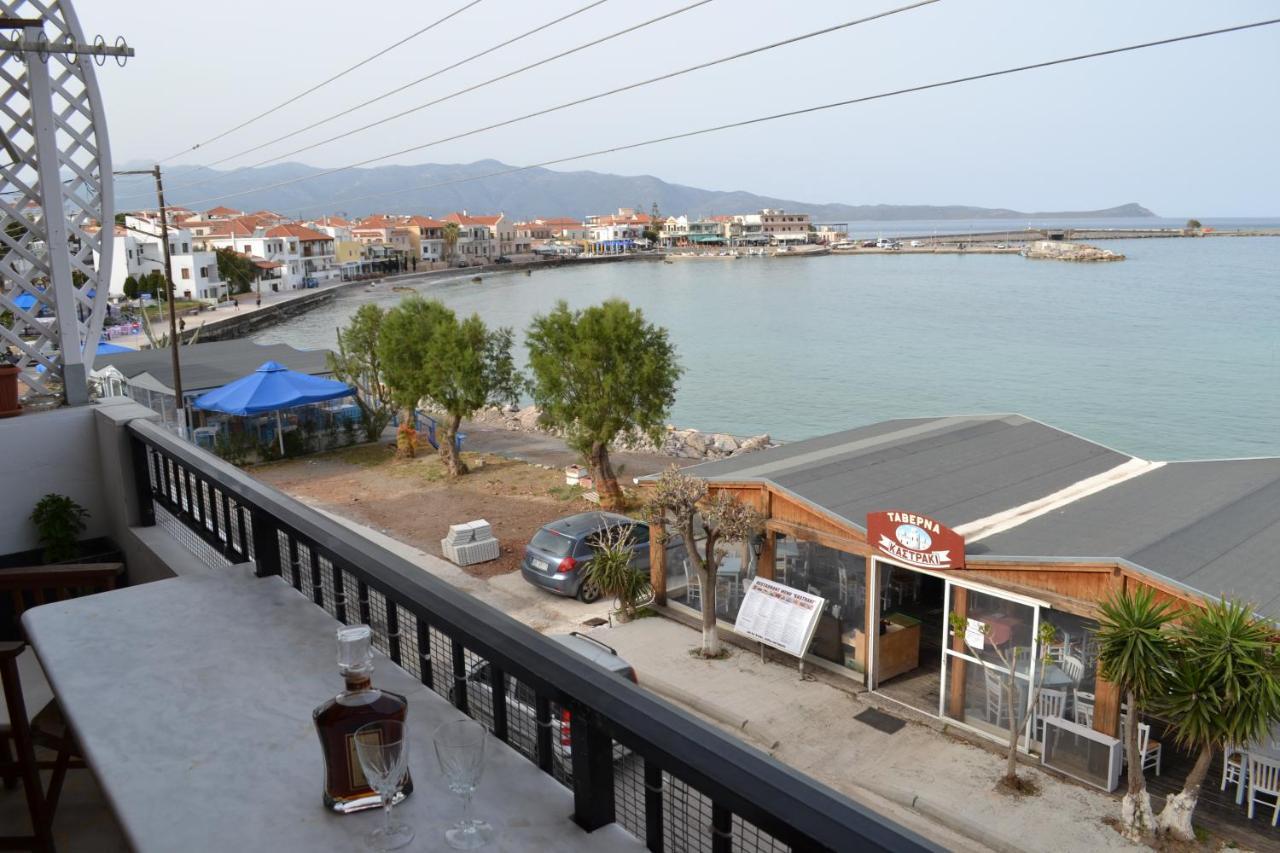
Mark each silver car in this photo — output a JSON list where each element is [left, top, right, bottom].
[[453, 633, 635, 775]]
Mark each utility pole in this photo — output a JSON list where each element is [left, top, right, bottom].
[[154, 166, 185, 437], [116, 165, 185, 436]]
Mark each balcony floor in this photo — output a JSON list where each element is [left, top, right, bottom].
[[0, 745, 129, 851]]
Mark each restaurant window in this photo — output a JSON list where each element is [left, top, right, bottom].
[[774, 535, 866, 674]]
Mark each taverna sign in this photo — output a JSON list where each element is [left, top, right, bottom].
[[866, 510, 966, 570]]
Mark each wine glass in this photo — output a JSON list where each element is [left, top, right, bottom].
[[354, 720, 414, 851], [433, 718, 493, 849]]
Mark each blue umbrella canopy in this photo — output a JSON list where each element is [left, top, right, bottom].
[[193, 360, 353, 416]]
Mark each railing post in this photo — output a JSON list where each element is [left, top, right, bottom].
[[644, 760, 664, 853], [711, 802, 732, 853], [128, 436, 156, 527], [250, 507, 281, 577], [570, 707, 615, 832]]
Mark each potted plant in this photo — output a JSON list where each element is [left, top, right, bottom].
[[0, 349, 21, 419], [30, 494, 90, 563]]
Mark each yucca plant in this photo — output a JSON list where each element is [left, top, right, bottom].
[[1155, 599, 1280, 840], [584, 524, 651, 621], [1096, 587, 1177, 839]]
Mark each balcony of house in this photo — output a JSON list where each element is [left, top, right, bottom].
[[0, 400, 938, 853]]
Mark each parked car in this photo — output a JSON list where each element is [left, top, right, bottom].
[[860, 239, 878, 248], [521, 511, 650, 602], [452, 632, 635, 775], [494, 256, 513, 264], [910, 240, 924, 248]]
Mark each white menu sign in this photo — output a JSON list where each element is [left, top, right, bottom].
[[733, 577, 825, 659]]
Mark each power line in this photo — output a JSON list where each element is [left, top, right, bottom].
[[120, 0, 711, 204], [154, 0, 485, 164], [207, 0, 612, 168], [167, 0, 942, 210], [274, 16, 1280, 218]]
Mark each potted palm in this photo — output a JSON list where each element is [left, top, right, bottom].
[[29, 494, 90, 563]]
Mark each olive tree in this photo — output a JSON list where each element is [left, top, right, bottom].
[[1155, 600, 1280, 840], [327, 304, 395, 442], [526, 299, 680, 509], [646, 467, 762, 657], [378, 297, 520, 477]]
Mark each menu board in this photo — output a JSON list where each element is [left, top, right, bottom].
[[733, 577, 825, 659]]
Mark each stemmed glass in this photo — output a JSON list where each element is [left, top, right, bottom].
[[354, 720, 414, 851], [433, 718, 493, 849]]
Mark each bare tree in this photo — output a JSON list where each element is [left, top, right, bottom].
[[646, 467, 762, 656]]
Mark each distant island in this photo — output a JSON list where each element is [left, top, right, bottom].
[[113, 158, 1156, 222]]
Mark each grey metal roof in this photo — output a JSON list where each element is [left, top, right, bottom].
[[94, 341, 333, 395], [678, 414, 1280, 615], [978, 459, 1280, 618], [682, 414, 1131, 531]]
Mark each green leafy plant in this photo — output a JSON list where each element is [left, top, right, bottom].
[[328, 305, 395, 442], [378, 297, 520, 477], [526, 299, 680, 509], [1096, 587, 1177, 839], [584, 524, 652, 621], [1153, 599, 1280, 840], [30, 493, 89, 563]]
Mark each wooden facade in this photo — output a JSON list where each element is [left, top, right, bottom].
[[648, 479, 1210, 742]]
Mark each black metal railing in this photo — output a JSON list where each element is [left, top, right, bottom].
[[126, 418, 940, 853]]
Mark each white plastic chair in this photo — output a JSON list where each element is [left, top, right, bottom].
[[984, 668, 1008, 727], [1246, 753, 1280, 826], [1138, 722, 1162, 776], [1073, 691, 1095, 728], [683, 560, 701, 609], [1222, 744, 1248, 805], [1060, 655, 1085, 685], [1034, 688, 1068, 742]]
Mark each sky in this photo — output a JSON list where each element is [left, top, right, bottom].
[[79, 0, 1280, 217]]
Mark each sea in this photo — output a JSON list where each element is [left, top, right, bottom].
[[253, 217, 1280, 461]]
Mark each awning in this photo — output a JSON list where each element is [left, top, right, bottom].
[[688, 234, 725, 243]]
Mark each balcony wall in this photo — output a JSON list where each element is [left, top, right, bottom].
[[0, 405, 109, 555], [0, 400, 212, 585]]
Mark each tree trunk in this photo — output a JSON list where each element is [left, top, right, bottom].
[[396, 407, 416, 458], [588, 440, 623, 510], [438, 413, 468, 477], [698, 564, 719, 656], [1005, 673, 1021, 783], [1121, 689, 1155, 838], [1158, 743, 1213, 841]]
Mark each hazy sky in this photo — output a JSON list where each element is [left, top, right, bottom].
[[80, 0, 1279, 216]]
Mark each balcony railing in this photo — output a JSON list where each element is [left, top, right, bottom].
[[125, 419, 939, 853]]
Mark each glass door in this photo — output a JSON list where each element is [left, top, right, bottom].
[[939, 583, 1043, 750]]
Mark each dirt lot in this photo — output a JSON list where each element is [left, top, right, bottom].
[[251, 442, 598, 578]]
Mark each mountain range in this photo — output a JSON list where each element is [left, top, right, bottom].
[[113, 159, 1156, 223]]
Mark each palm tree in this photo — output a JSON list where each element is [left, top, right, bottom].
[[1155, 599, 1280, 840], [442, 222, 460, 265], [1096, 587, 1176, 839]]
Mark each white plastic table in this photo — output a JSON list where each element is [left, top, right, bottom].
[[24, 572, 643, 852]]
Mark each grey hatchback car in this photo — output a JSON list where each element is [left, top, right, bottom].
[[520, 511, 650, 602]]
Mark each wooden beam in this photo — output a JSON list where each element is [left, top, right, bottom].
[[649, 519, 667, 606], [947, 587, 969, 720]]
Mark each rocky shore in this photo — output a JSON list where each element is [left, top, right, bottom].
[[1022, 240, 1125, 262], [468, 405, 775, 461]]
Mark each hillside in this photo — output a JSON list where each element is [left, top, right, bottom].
[[113, 159, 1155, 222]]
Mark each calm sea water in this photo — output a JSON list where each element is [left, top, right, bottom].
[[254, 227, 1280, 461]]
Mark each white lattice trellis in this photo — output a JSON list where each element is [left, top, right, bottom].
[[0, 0, 117, 403]]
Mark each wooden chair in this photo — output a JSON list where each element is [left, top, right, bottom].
[[0, 563, 122, 852], [1034, 688, 1068, 743], [1247, 753, 1280, 826], [1222, 743, 1248, 805]]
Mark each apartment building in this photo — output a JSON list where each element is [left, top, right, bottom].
[[93, 216, 226, 301]]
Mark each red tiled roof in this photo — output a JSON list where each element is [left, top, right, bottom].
[[205, 206, 243, 217], [312, 215, 350, 227], [445, 212, 502, 226], [405, 215, 446, 228], [265, 223, 331, 241]]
